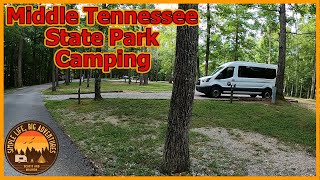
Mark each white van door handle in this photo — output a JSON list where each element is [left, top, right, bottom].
[[231, 79, 235, 82]]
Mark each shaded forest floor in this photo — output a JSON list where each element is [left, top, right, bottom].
[[45, 99, 315, 176]]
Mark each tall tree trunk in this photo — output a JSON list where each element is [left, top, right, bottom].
[[47, 57, 51, 83], [94, 70, 102, 100], [9, 46, 16, 88], [283, 80, 286, 95], [294, 61, 299, 97], [234, 5, 239, 62], [13, 46, 19, 88], [310, 43, 316, 99], [39, 53, 42, 85], [17, 28, 24, 88], [294, 12, 299, 97], [205, 4, 211, 76], [142, 47, 149, 85], [169, 46, 175, 83], [162, 4, 199, 174], [39, 70, 42, 85], [156, 67, 159, 82], [33, 27, 37, 84], [69, 69, 72, 82], [299, 82, 302, 98], [284, 77, 289, 96], [139, 74, 143, 85], [87, 70, 91, 87], [65, 69, 70, 85], [94, 10, 105, 101], [143, 74, 148, 85], [14, 68, 18, 88], [79, 70, 82, 86], [94, 48, 102, 100], [55, 67, 59, 87], [275, 4, 286, 100], [128, 70, 132, 84], [51, 48, 56, 91], [234, 24, 239, 61], [93, 4, 107, 100], [268, 27, 272, 64]]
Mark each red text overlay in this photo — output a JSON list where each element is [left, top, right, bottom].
[[6, 5, 199, 73]]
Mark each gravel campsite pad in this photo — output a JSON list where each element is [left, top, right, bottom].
[[191, 127, 315, 176]]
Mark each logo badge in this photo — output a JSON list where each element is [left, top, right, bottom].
[[5, 120, 59, 175]]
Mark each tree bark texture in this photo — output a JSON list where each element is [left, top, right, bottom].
[[310, 43, 316, 99], [94, 45, 103, 100], [65, 69, 70, 85], [143, 74, 148, 85], [205, 4, 211, 76], [268, 27, 272, 64], [94, 70, 102, 100], [87, 70, 91, 87], [55, 67, 59, 87], [275, 4, 286, 100], [162, 4, 199, 174]]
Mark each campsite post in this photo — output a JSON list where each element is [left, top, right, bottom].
[[272, 86, 276, 104]]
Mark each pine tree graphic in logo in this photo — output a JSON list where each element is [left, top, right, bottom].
[[5, 121, 59, 175]]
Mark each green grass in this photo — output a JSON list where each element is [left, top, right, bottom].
[[45, 99, 316, 175], [46, 99, 208, 175], [42, 80, 173, 95]]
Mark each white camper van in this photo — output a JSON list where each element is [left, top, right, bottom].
[[196, 61, 277, 98]]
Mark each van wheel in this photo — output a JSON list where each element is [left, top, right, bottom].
[[262, 89, 272, 99], [209, 87, 221, 98], [250, 94, 257, 98]]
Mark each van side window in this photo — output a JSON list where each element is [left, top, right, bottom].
[[218, 67, 234, 79], [238, 66, 276, 79]]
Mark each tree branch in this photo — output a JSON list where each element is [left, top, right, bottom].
[[286, 31, 315, 35]]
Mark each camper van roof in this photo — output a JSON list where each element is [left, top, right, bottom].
[[221, 61, 277, 69]]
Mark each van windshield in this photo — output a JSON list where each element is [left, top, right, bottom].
[[210, 66, 224, 76]]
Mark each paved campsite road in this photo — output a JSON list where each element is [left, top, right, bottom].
[[4, 84, 95, 176]]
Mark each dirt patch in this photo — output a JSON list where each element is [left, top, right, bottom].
[[191, 127, 315, 176], [52, 109, 126, 126], [82, 115, 121, 126], [94, 114, 121, 126], [286, 98, 316, 112]]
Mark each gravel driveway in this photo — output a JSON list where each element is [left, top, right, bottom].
[[43, 91, 255, 101], [192, 127, 315, 176]]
